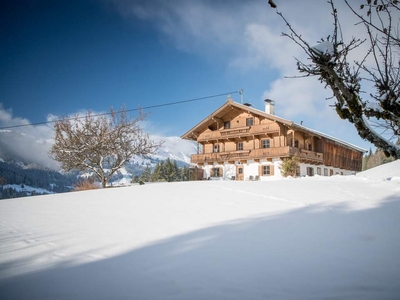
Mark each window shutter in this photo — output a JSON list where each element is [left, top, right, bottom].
[[258, 165, 262, 176], [270, 165, 274, 175], [219, 167, 223, 177]]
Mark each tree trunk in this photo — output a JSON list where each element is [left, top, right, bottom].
[[101, 177, 107, 188]]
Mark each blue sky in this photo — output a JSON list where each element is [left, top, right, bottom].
[[1, 0, 372, 152]]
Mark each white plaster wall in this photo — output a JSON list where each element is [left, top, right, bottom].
[[203, 163, 236, 180], [200, 160, 356, 180], [273, 159, 283, 179], [299, 163, 356, 177], [258, 159, 283, 181], [243, 160, 259, 180]]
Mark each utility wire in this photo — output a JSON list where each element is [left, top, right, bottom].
[[0, 90, 239, 130]]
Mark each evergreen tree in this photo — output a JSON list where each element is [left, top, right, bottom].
[[180, 165, 189, 181], [280, 156, 299, 177], [131, 175, 140, 183], [173, 160, 180, 181], [164, 158, 178, 182], [140, 165, 152, 182], [151, 161, 166, 182]]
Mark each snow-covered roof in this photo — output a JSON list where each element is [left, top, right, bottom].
[[291, 123, 366, 153]]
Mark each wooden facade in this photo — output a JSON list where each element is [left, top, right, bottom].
[[181, 98, 365, 180]]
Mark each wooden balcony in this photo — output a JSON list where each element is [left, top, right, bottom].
[[198, 124, 280, 141], [191, 146, 323, 164]]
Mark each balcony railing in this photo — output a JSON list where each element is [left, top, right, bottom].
[[191, 146, 323, 164], [198, 124, 280, 141]]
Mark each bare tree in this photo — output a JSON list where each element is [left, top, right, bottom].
[[275, 0, 400, 158], [49, 107, 163, 188]]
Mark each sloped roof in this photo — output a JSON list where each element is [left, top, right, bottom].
[[181, 99, 366, 153]]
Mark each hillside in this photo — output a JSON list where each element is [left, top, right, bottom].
[[0, 161, 399, 299], [0, 130, 196, 197]]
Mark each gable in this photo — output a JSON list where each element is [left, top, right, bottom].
[[181, 99, 290, 140]]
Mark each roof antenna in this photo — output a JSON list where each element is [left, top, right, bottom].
[[239, 89, 243, 104]]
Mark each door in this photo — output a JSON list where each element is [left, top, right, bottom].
[[236, 166, 244, 181]]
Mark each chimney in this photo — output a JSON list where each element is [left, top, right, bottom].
[[264, 99, 275, 115]]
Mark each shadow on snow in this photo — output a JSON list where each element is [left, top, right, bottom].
[[1, 196, 400, 300]]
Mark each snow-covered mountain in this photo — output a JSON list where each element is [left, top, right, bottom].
[[1, 161, 399, 299], [0, 128, 197, 191], [130, 135, 196, 167]]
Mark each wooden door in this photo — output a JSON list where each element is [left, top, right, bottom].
[[236, 166, 244, 181]]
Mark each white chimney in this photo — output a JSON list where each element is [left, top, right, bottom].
[[264, 99, 275, 115]]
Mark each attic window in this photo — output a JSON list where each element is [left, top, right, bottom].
[[246, 118, 254, 126], [224, 121, 230, 129]]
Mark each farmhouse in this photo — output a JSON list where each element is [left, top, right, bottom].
[[181, 96, 366, 180]]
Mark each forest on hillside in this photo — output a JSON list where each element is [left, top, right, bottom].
[[0, 162, 77, 199], [132, 158, 195, 183]]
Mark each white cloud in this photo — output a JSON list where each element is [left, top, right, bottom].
[[0, 105, 59, 169], [0, 105, 31, 129], [262, 76, 331, 118]]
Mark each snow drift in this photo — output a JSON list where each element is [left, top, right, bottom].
[[0, 161, 399, 299]]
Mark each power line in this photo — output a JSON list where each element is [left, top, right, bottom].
[[0, 90, 239, 130]]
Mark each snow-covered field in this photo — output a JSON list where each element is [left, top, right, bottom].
[[1, 161, 400, 299]]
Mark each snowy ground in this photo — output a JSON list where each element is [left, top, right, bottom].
[[1, 161, 400, 299]]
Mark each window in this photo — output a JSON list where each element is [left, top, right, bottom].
[[262, 139, 270, 148], [213, 144, 220, 153], [246, 118, 254, 126], [237, 142, 243, 151], [317, 167, 321, 175], [294, 140, 299, 148], [262, 165, 271, 175], [212, 167, 221, 177], [224, 121, 230, 129], [306, 167, 314, 176], [238, 168, 243, 174], [324, 168, 328, 176], [308, 143, 312, 151]]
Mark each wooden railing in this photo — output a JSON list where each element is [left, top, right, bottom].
[[191, 146, 323, 164], [198, 124, 280, 141]]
